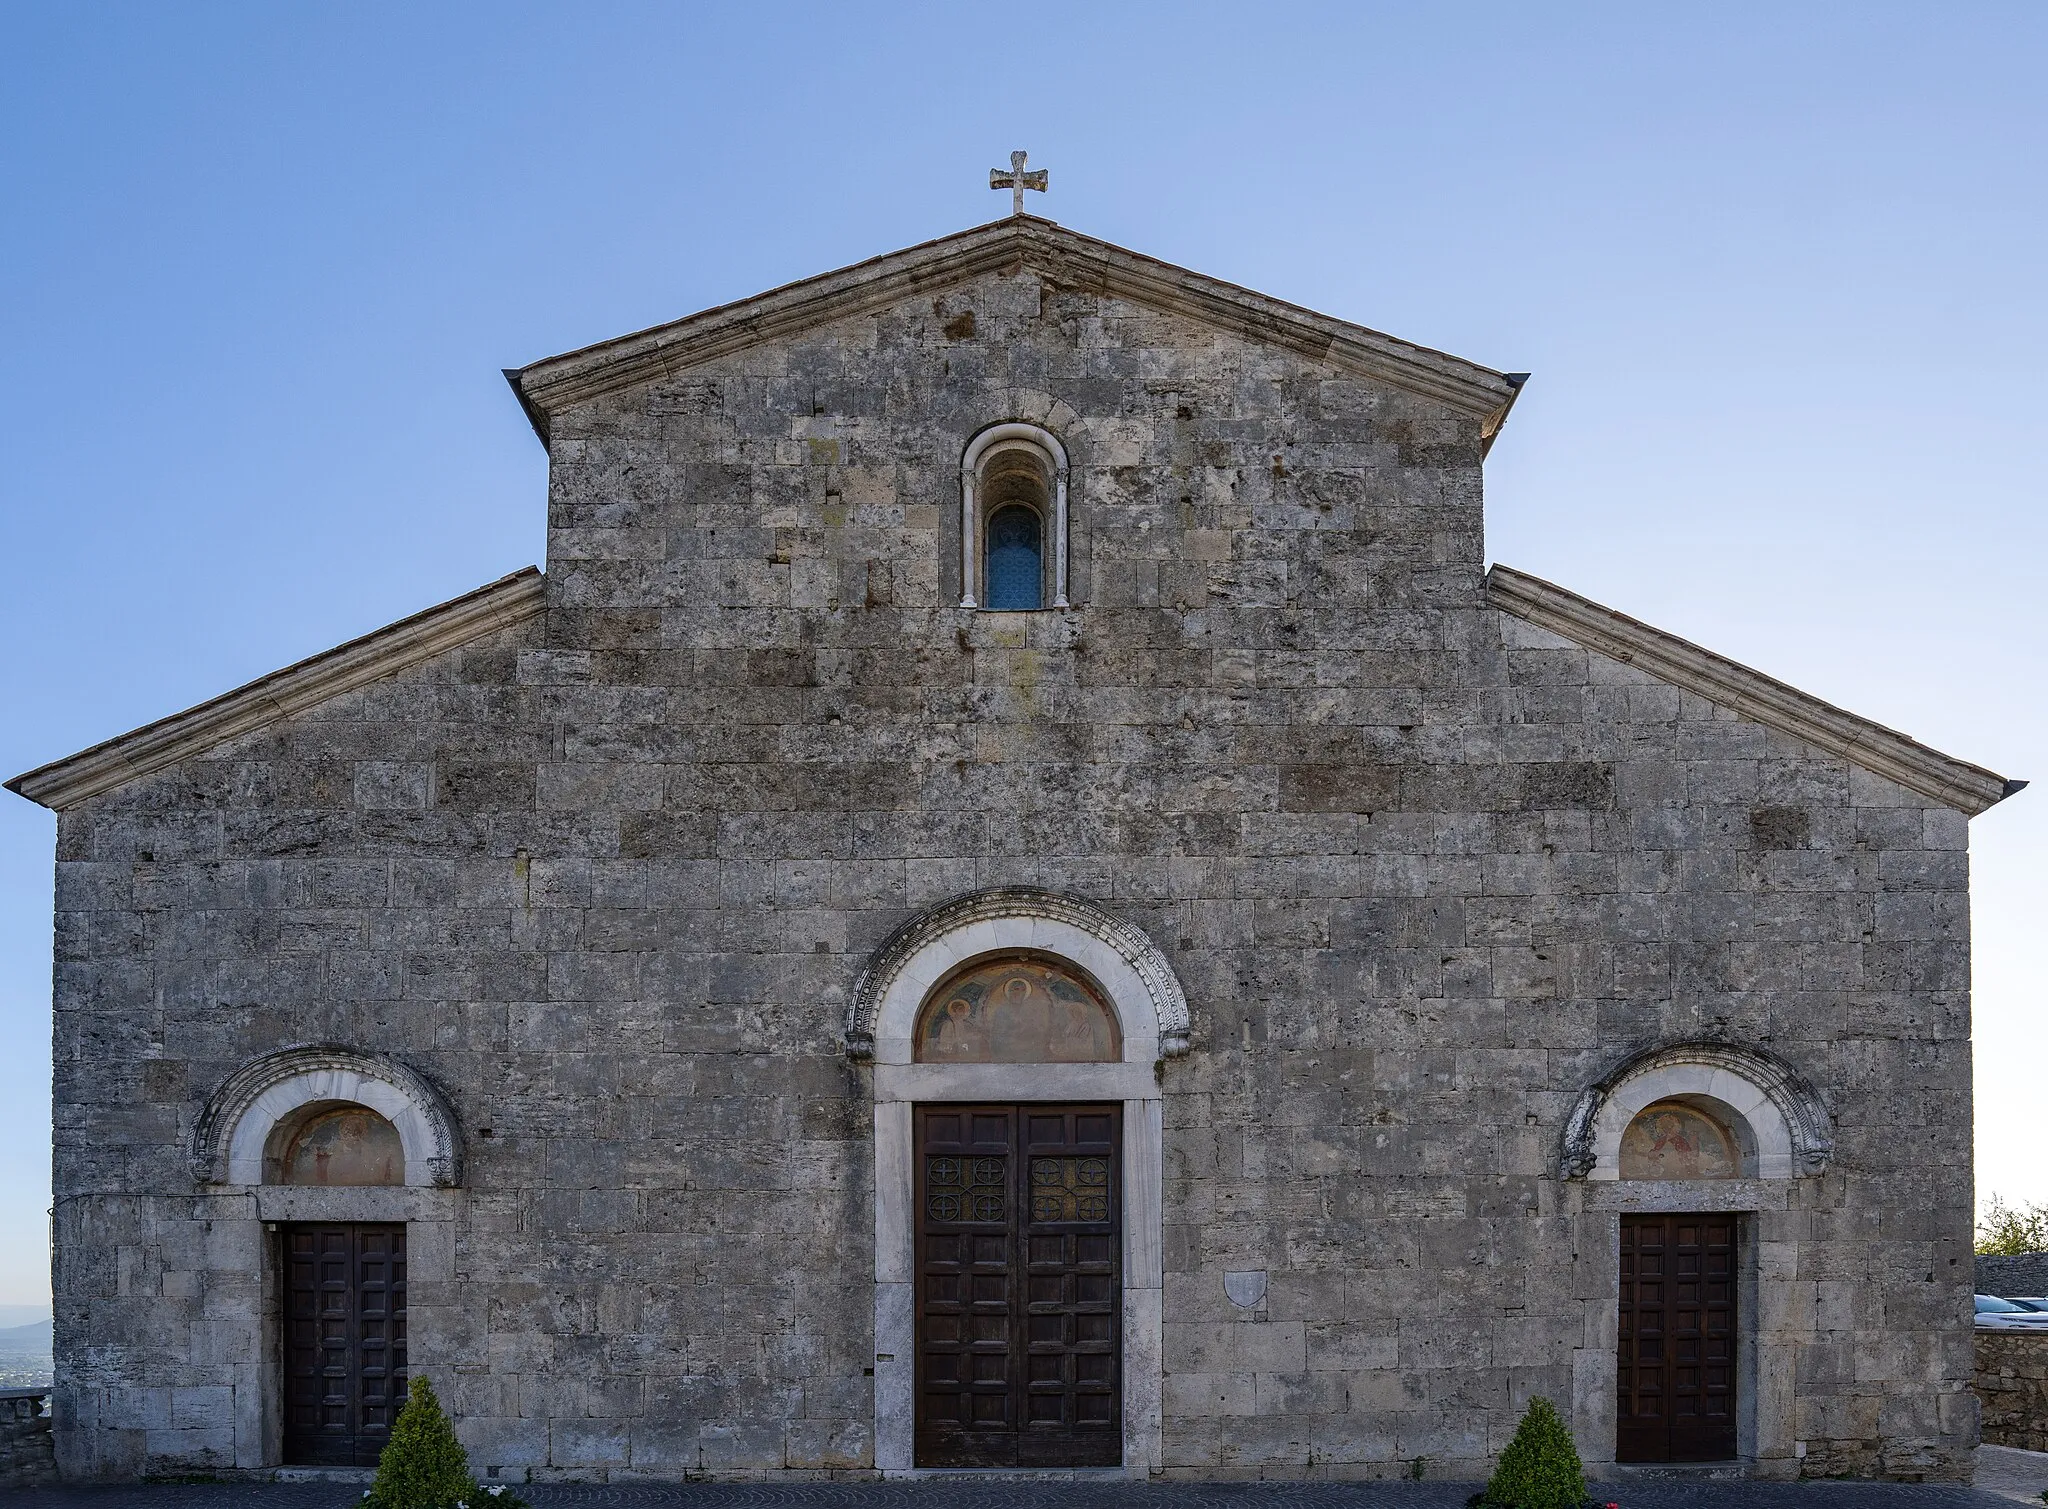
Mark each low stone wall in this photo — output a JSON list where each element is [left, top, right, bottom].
[[1976, 1332, 2048, 1452], [1978, 1253, 2048, 1298], [0, 1389, 57, 1489]]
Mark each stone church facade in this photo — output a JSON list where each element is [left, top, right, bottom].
[[9, 216, 2019, 1484]]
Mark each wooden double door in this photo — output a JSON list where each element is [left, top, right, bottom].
[[1617, 1213, 1737, 1462], [915, 1104, 1121, 1467], [282, 1224, 408, 1466]]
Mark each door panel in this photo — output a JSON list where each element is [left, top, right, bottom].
[[917, 1106, 1015, 1459], [1617, 1213, 1736, 1462], [916, 1104, 1120, 1468], [282, 1223, 408, 1466]]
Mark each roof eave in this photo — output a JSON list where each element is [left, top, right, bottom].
[[504, 368, 551, 449], [1487, 564, 2017, 817], [7, 568, 548, 812], [1481, 372, 1530, 458]]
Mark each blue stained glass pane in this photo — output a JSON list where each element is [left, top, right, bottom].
[[985, 505, 1042, 610]]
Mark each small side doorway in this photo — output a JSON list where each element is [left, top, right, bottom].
[[915, 1104, 1121, 1467], [1617, 1213, 1736, 1461], [282, 1223, 408, 1465]]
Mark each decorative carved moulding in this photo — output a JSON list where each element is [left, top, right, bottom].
[[1560, 1038, 1834, 1183], [193, 1043, 464, 1189], [846, 887, 1192, 1061]]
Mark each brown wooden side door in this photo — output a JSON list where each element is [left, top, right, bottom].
[[915, 1104, 1121, 1467], [1617, 1213, 1736, 1461], [282, 1223, 408, 1466]]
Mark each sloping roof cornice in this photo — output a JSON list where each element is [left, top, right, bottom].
[[6, 568, 546, 811], [506, 216, 1524, 446], [1488, 564, 2019, 816]]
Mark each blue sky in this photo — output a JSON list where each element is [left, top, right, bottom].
[[1, 2, 2042, 1306]]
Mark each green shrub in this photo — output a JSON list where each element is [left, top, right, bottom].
[[1477, 1396, 1589, 1509], [366, 1376, 524, 1509], [1977, 1193, 2048, 1256]]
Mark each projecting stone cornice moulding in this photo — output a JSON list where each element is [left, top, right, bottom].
[[1487, 564, 2019, 817], [506, 216, 1526, 446], [5, 568, 546, 812]]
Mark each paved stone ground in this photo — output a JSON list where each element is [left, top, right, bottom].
[[2, 1470, 2040, 1509], [1974, 1445, 2048, 1505]]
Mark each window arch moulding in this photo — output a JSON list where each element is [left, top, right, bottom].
[[193, 1043, 464, 1188], [960, 422, 1069, 611], [846, 887, 1190, 1062], [1559, 1039, 1833, 1183]]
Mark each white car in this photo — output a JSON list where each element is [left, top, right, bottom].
[[1975, 1295, 2048, 1329]]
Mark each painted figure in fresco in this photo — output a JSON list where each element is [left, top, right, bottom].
[[1618, 1100, 1739, 1180], [280, 1105, 405, 1186], [914, 956, 1120, 1064], [924, 995, 980, 1061]]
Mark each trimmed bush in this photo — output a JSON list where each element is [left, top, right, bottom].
[[367, 1376, 524, 1509], [1475, 1396, 1591, 1509]]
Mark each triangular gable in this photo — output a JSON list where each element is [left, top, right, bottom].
[[1488, 564, 2019, 816], [6, 568, 546, 811], [505, 216, 1526, 447]]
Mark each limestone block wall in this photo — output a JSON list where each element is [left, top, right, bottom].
[[1976, 1332, 2048, 1451], [1, 1392, 58, 1489], [38, 266, 1980, 1482]]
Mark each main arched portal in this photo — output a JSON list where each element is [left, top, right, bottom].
[[849, 889, 1189, 1478]]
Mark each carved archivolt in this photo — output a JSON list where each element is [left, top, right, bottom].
[[846, 888, 1191, 1060], [193, 1044, 464, 1188], [1560, 1039, 1833, 1182]]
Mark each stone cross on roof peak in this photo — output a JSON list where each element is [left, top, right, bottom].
[[990, 150, 1048, 216]]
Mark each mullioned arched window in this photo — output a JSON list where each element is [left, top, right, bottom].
[[959, 422, 1068, 610]]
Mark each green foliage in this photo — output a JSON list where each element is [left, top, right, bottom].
[[1977, 1194, 2048, 1257], [1479, 1396, 1589, 1509], [366, 1376, 524, 1509]]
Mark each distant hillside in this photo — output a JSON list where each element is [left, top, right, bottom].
[[0, 1320, 52, 1354]]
